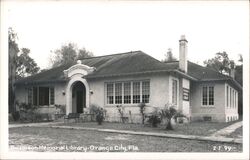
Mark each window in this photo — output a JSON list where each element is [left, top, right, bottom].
[[226, 85, 229, 107], [29, 86, 54, 106], [142, 81, 150, 103], [202, 86, 214, 106], [123, 82, 131, 104], [133, 82, 140, 103], [50, 88, 55, 105], [172, 79, 178, 105], [27, 88, 32, 104], [107, 83, 114, 104], [230, 88, 232, 108], [202, 86, 208, 105], [115, 83, 122, 104], [33, 87, 38, 106], [208, 87, 214, 105], [39, 87, 49, 105], [105, 80, 150, 105]]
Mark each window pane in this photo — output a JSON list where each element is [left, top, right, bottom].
[[39, 87, 49, 105], [172, 80, 177, 105], [208, 86, 214, 105], [230, 88, 232, 108], [124, 82, 131, 104], [133, 82, 140, 103], [115, 83, 122, 104], [226, 86, 229, 107], [50, 87, 55, 105], [142, 81, 150, 103], [202, 86, 208, 105], [33, 87, 38, 106], [28, 88, 32, 104], [107, 83, 114, 104]]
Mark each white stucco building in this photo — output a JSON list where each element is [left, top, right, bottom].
[[15, 36, 242, 122]]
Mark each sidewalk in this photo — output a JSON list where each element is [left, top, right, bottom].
[[211, 121, 242, 137], [9, 122, 63, 128]]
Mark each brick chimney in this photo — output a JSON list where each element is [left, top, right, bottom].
[[179, 35, 188, 73]]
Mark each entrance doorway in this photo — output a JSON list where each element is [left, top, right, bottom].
[[72, 81, 86, 113]]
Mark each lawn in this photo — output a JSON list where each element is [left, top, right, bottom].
[[226, 126, 243, 138], [55, 121, 237, 136], [9, 127, 242, 152]]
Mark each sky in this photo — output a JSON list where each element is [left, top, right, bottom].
[[6, 0, 249, 69]]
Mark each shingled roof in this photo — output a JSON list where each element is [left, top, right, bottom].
[[15, 50, 242, 90]]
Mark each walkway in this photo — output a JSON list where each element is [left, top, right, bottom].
[[211, 121, 242, 137], [9, 122, 63, 128]]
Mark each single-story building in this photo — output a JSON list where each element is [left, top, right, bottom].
[[14, 35, 242, 122]]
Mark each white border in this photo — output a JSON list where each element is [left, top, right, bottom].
[[1, 0, 249, 160]]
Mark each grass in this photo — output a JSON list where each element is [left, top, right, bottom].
[[56, 121, 237, 136], [226, 126, 243, 138], [9, 127, 242, 152]]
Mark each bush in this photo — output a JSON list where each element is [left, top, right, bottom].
[[90, 104, 105, 125], [116, 105, 126, 123], [147, 110, 161, 127], [138, 102, 146, 124], [159, 104, 186, 130], [12, 111, 20, 121]]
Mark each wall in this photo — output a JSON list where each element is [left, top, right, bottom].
[[88, 73, 170, 123], [15, 82, 67, 114], [224, 83, 239, 122], [179, 78, 190, 117], [190, 81, 226, 122]]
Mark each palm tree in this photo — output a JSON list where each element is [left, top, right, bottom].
[[159, 105, 185, 130]]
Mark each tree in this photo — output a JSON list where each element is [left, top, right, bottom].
[[159, 105, 185, 130], [16, 48, 40, 78], [163, 48, 177, 62], [50, 43, 94, 68], [9, 28, 19, 113], [78, 47, 94, 60], [204, 52, 232, 74]]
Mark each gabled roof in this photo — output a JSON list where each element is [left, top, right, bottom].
[[15, 51, 242, 90]]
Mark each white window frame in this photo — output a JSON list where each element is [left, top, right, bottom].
[[169, 76, 179, 107], [104, 80, 150, 106], [201, 85, 215, 107], [28, 86, 55, 107]]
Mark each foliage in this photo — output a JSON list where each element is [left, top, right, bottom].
[[204, 52, 234, 75], [116, 105, 126, 123], [138, 102, 146, 124], [8, 28, 19, 113], [159, 104, 186, 130], [147, 109, 161, 127], [55, 104, 66, 114], [50, 43, 94, 68], [12, 111, 20, 121], [16, 48, 40, 78], [163, 48, 177, 62], [89, 104, 105, 125]]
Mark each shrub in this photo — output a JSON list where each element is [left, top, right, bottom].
[[147, 109, 161, 127], [159, 104, 186, 130], [116, 105, 126, 123], [12, 111, 20, 121], [90, 104, 105, 125], [138, 102, 146, 124], [55, 104, 66, 114]]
